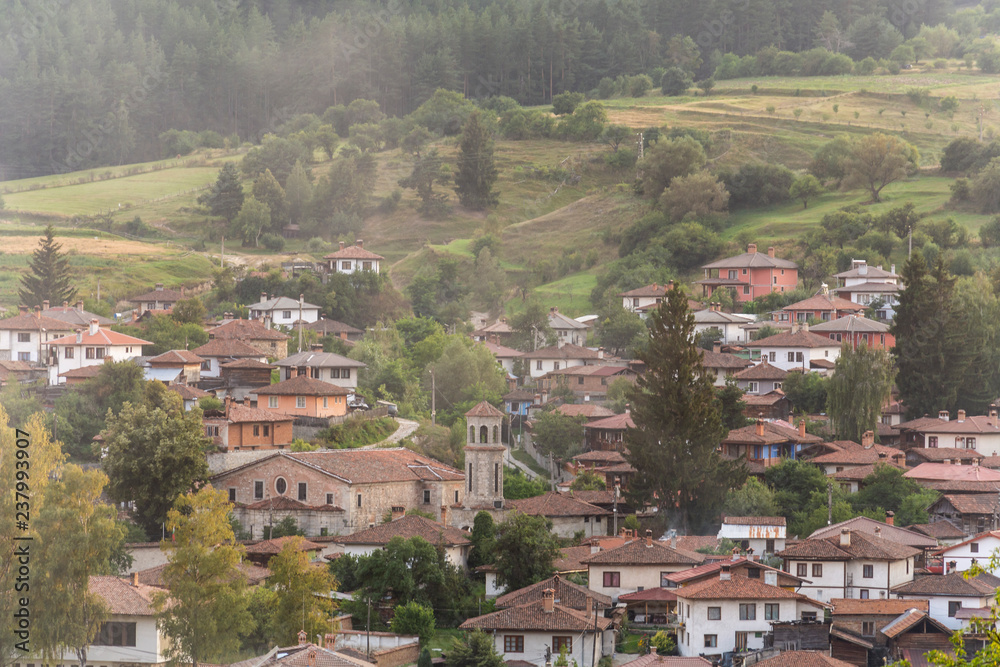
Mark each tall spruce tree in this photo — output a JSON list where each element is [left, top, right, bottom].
[[197, 163, 244, 223], [18, 225, 77, 307], [624, 285, 746, 533], [453, 110, 499, 210]]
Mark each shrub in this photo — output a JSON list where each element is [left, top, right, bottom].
[[972, 158, 1000, 213], [379, 189, 402, 214], [980, 216, 1000, 247], [261, 233, 285, 251], [552, 91, 586, 115], [940, 96, 959, 113], [659, 171, 730, 223], [855, 57, 877, 74], [934, 58, 948, 68], [721, 162, 795, 207], [627, 74, 654, 98], [661, 66, 693, 96]]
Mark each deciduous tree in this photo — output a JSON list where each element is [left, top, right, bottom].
[[789, 174, 824, 209], [266, 536, 336, 646], [826, 342, 894, 442], [640, 137, 706, 200], [843, 133, 917, 202], [446, 630, 505, 667], [532, 411, 586, 460], [18, 225, 78, 307], [494, 512, 561, 591]]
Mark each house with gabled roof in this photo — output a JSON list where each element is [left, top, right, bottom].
[[897, 409, 1000, 456], [0, 359, 44, 386], [777, 529, 919, 603], [205, 399, 295, 451], [42, 299, 114, 327], [275, 347, 366, 390], [581, 530, 705, 601], [136, 560, 271, 589], [496, 574, 612, 613], [733, 359, 788, 396], [247, 293, 321, 326], [472, 318, 514, 343], [191, 338, 268, 378], [129, 283, 187, 315], [207, 318, 289, 358], [210, 448, 465, 536], [256, 374, 350, 418], [45, 320, 151, 385], [777, 286, 866, 324], [809, 516, 936, 554], [750, 327, 841, 372], [459, 587, 614, 667], [720, 419, 821, 472], [169, 383, 213, 411], [828, 597, 929, 666], [930, 528, 1000, 572], [662, 555, 806, 590], [698, 343, 754, 386], [697, 244, 799, 303], [809, 314, 894, 351], [906, 447, 983, 467], [302, 318, 365, 344], [547, 307, 589, 347], [693, 304, 756, 344], [331, 514, 472, 568], [833, 259, 902, 321], [323, 240, 383, 274], [908, 520, 966, 545], [509, 492, 610, 538], [584, 411, 635, 453], [537, 364, 637, 400], [519, 343, 604, 379], [674, 564, 828, 658], [878, 609, 954, 665], [227, 638, 376, 667], [751, 652, 853, 667], [806, 433, 905, 476], [146, 349, 205, 384], [620, 282, 671, 313], [0, 306, 80, 364], [718, 516, 786, 555], [892, 570, 1000, 630]]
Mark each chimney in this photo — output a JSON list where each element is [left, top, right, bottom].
[[859, 262, 868, 276], [591, 544, 601, 554], [720, 564, 732, 581], [131, 572, 139, 587], [645, 529, 653, 547], [324, 633, 337, 650], [891, 264, 896, 275], [958, 409, 966, 422], [748, 243, 758, 254], [33, 305, 40, 319], [885, 511, 894, 526], [671, 534, 677, 549], [840, 529, 851, 547], [42, 300, 49, 310], [356, 239, 364, 248], [653, 283, 658, 291], [584, 392, 590, 402], [298, 630, 308, 645], [76, 330, 83, 344], [939, 410, 950, 422], [76, 300, 83, 310], [339, 241, 345, 250], [62, 301, 68, 308], [542, 588, 555, 613], [874, 526, 882, 538], [764, 570, 777, 586], [821, 283, 829, 296], [767, 246, 775, 258], [948, 560, 957, 574], [798, 419, 806, 438], [732, 546, 740, 561], [713, 340, 722, 353], [862, 430, 874, 449], [756, 418, 765, 437], [89, 318, 99, 336], [155, 283, 164, 291], [311, 343, 324, 352], [261, 292, 268, 303], [391, 506, 404, 521], [598, 347, 604, 359], [17, 305, 27, 315]]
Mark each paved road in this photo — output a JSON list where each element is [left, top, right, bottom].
[[362, 418, 420, 448]]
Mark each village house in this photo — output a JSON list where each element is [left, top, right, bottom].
[[323, 240, 384, 274], [896, 409, 1000, 455], [145, 349, 204, 385], [331, 514, 472, 568], [907, 520, 967, 546], [508, 492, 611, 538], [752, 653, 853, 667], [584, 411, 635, 453], [495, 574, 613, 614], [0, 307, 79, 363], [480, 339, 523, 377], [698, 344, 754, 387], [926, 495, 1000, 537], [674, 565, 828, 658], [719, 419, 822, 473], [697, 244, 799, 304], [45, 320, 151, 385], [207, 317, 290, 358], [743, 391, 793, 422], [718, 516, 787, 555], [582, 530, 705, 601], [503, 388, 536, 424], [255, 374, 350, 418], [931, 529, 1000, 572], [170, 384, 213, 411], [459, 588, 614, 667], [777, 529, 919, 603], [556, 404, 615, 421], [42, 299, 114, 327], [776, 286, 866, 324], [692, 304, 756, 344], [205, 400, 295, 451], [750, 328, 842, 372], [732, 359, 788, 396], [302, 318, 365, 344], [275, 347, 366, 390], [471, 318, 514, 343], [129, 283, 186, 315], [247, 293, 321, 326], [808, 517, 936, 564], [219, 358, 276, 392], [892, 569, 1000, 631], [547, 307, 589, 347], [828, 598, 929, 666], [537, 364, 637, 401], [519, 343, 604, 379], [832, 260, 902, 321], [619, 282, 670, 313], [904, 462, 1000, 485], [663, 556, 807, 590], [806, 433, 906, 475], [190, 338, 268, 379], [211, 448, 465, 536], [809, 315, 894, 350], [906, 447, 983, 467], [0, 359, 44, 386]]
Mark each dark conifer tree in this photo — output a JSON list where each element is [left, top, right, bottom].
[[197, 163, 244, 223], [454, 110, 499, 210], [18, 225, 77, 307], [623, 285, 746, 533]]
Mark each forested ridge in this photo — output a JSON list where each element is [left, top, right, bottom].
[[0, 0, 965, 179]]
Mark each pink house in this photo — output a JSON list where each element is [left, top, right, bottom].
[[697, 244, 798, 303]]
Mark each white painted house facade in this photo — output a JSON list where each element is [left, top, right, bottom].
[[248, 294, 321, 326], [45, 321, 150, 385]]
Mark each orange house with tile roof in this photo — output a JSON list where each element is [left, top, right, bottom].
[[205, 399, 294, 451], [256, 374, 350, 418]]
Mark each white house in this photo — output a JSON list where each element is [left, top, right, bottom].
[[898, 409, 1000, 456], [275, 348, 366, 390], [778, 529, 918, 603], [698, 345, 754, 387], [833, 260, 902, 320], [508, 492, 611, 539], [518, 344, 604, 379], [674, 565, 828, 658], [459, 588, 614, 667], [480, 339, 523, 376], [893, 570, 1000, 631], [248, 293, 321, 326], [45, 320, 150, 385], [732, 359, 788, 395], [582, 531, 705, 602], [129, 283, 187, 315], [330, 514, 471, 568], [693, 305, 756, 344], [718, 516, 786, 555], [932, 530, 1000, 573], [750, 327, 841, 372], [619, 283, 670, 313], [323, 240, 384, 274], [547, 307, 589, 347], [190, 338, 268, 378], [0, 308, 79, 363]]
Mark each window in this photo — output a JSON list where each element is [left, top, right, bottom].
[[768, 351, 776, 362], [707, 607, 721, 620], [16, 333, 30, 343], [254, 481, 264, 500], [342, 261, 352, 270], [795, 352, 803, 362], [282, 310, 292, 319], [298, 483, 307, 501], [503, 636, 524, 653], [747, 567, 761, 579], [228, 488, 236, 502], [423, 489, 431, 504], [728, 270, 738, 280], [253, 425, 260, 437], [704, 635, 717, 648], [739, 604, 756, 620], [928, 436, 938, 447], [603, 571, 621, 587], [343, 368, 350, 379], [357, 494, 362, 507], [86, 347, 96, 359], [295, 396, 306, 409], [323, 397, 328, 408], [201, 360, 211, 370], [863, 564, 874, 578], [765, 604, 779, 620], [633, 298, 640, 307], [661, 572, 673, 587], [968, 437, 977, 449], [801, 611, 818, 621], [747, 382, 759, 393], [363, 261, 373, 270], [64, 347, 74, 359], [275, 478, 287, 495], [766, 538, 775, 552], [552, 637, 572, 653], [862, 622, 875, 636], [536, 360, 543, 370], [812, 564, 823, 577], [860, 590, 869, 599], [269, 396, 279, 409], [326, 493, 334, 505], [17, 352, 30, 361], [554, 362, 560, 371], [949, 601, 963, 617], [331, 368, 341, 378], [94, 622, 137, 647], [796, 563, 808, 577], [735, 631, 748, 651], [455, 490, 459, 503], [578, 376, 585, 385], [788, 351, 795, 362], [744, 286, 750, 295], [972, 542, 980, 553]]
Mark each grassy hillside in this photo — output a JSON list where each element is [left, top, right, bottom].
[[1, 67, 999, 315]]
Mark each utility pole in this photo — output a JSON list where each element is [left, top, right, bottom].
[[636, 131, 644, 182], [613, 477, 620, 535], [429, 369, 436, 426], [827, 482, 833, 526], [908, 226, 912, 259], [221, 235, 225, 268], [366, 595, 372, 658], [298, 294, 304, 353], [591, 600, 599, 667]]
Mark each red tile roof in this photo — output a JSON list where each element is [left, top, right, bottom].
[[752, 330, 843, 349], [149, 350, 205, 365], [808, 517, 937, 549], [170, 384, 212, 400], [239, 496, 344, 512], [734, 360, 789, 380], [930, 493, 999, 515], [809, 315, 890, 334], [892, 571, 1000, 597], [227, 404, 295, 423], [495, 574, 612, 611], [519, 344, 603, 360], [59, 365, 105, 379], [459, 599, 613, 632], [674, 575, 820, 601], [880, 609, 950, 638], [323, 244, 384, 260], [480, 340, 523, 358], [556, 404, 615, 419], [553, 545, 594, 572], [584, 412, 636, 430], [510, 492, 610, 518], [907, 520, 966, 540], [808, 440, 904, 466], [221, 358, 275, 369], [702, 250, 797, 270], [778, 530, 920, 561], [89, 575, 158, 615], [191, 338, 264, 358], [208, 318, 289, 341], [618, 284, 671, 298], [333, 515, 470, 547], [0, 312, 80, 331], [908, 447, 983, 462], [662, 557, 802, 585], [137, 561, 271, 588], [618, 587, 678, 602], [783, 293, 865, 313], [620, 657, 713, 667], [301, 319, 364, 335], [465, 400, 505, 418], [581, 538, 704, 565], [48, 328, 152, 346], [752, 651, 855, 667], [699, 349, 754, 370], [830, 598, 928, 615], [573, 450, 627, 464], [244, 535, 324, 555], [255, 375, 351, 396], [905, 463, 1000, 482], [723, 421, 821, 445]]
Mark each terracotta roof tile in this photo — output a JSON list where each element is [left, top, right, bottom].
[[48, 328, 152, 347], [907, 520, 966, 540], [209, 318, 289, 341], [465, 400, 505, 418], [291, 448, 464, 484], [137, 561, 271, 588], [89, 575, 158, 615], [59, 365, 105, 379], [778, 531, 920, 560], [495, 575, 612, 611], [573, 451, 627, 464], [808, 517, 937, 549], [751, 330, 843, 349], [880, 609, 947, 638], [256, 375, 351, 396], [480, 340, 523, 358], [584, 413, 635, 430], [170, 384, 212, 400], [744, 391, 789, 406], [149, 350, 205, 365], [42, 306, 113, 326], [618, 588, 678, 602], [510, 492, 610, 518], [301, 319, 364, 335], [519, 344, 602, 360], [566, 490, 615, 506], [192, 338, 265, 358], [905, 463, 1000, 482], [459, 599, 613, 632], [221, 358, 276, 369], [931, 493, 1000, 515], [620, 655, 714, 667], [809, 441, 904, 466], [891, 571, 1000, 597], [734, 360, 789, 380], [226, 404, 295, 423], [723, 421, 821, 445], [908, 447, 984, 462], [702, 251, 797, 270], [618, 284, 671, 298], [699, 349, 754, 370], [831, 598, 928, 615], [809, 315, 890, 334], [923, 479, 1000, 493], [554, 545, 594, 572], [333, 515, 470, 547], [752, 652, 855, 667], [323, 245, 384, 261], [662, 557, 803, 585], [674, 576, 819, 601], [581, 538, 704, 565], [783, 293, 865, 313], [226, 643, 371, 667], [244, 535, 325, 555]]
